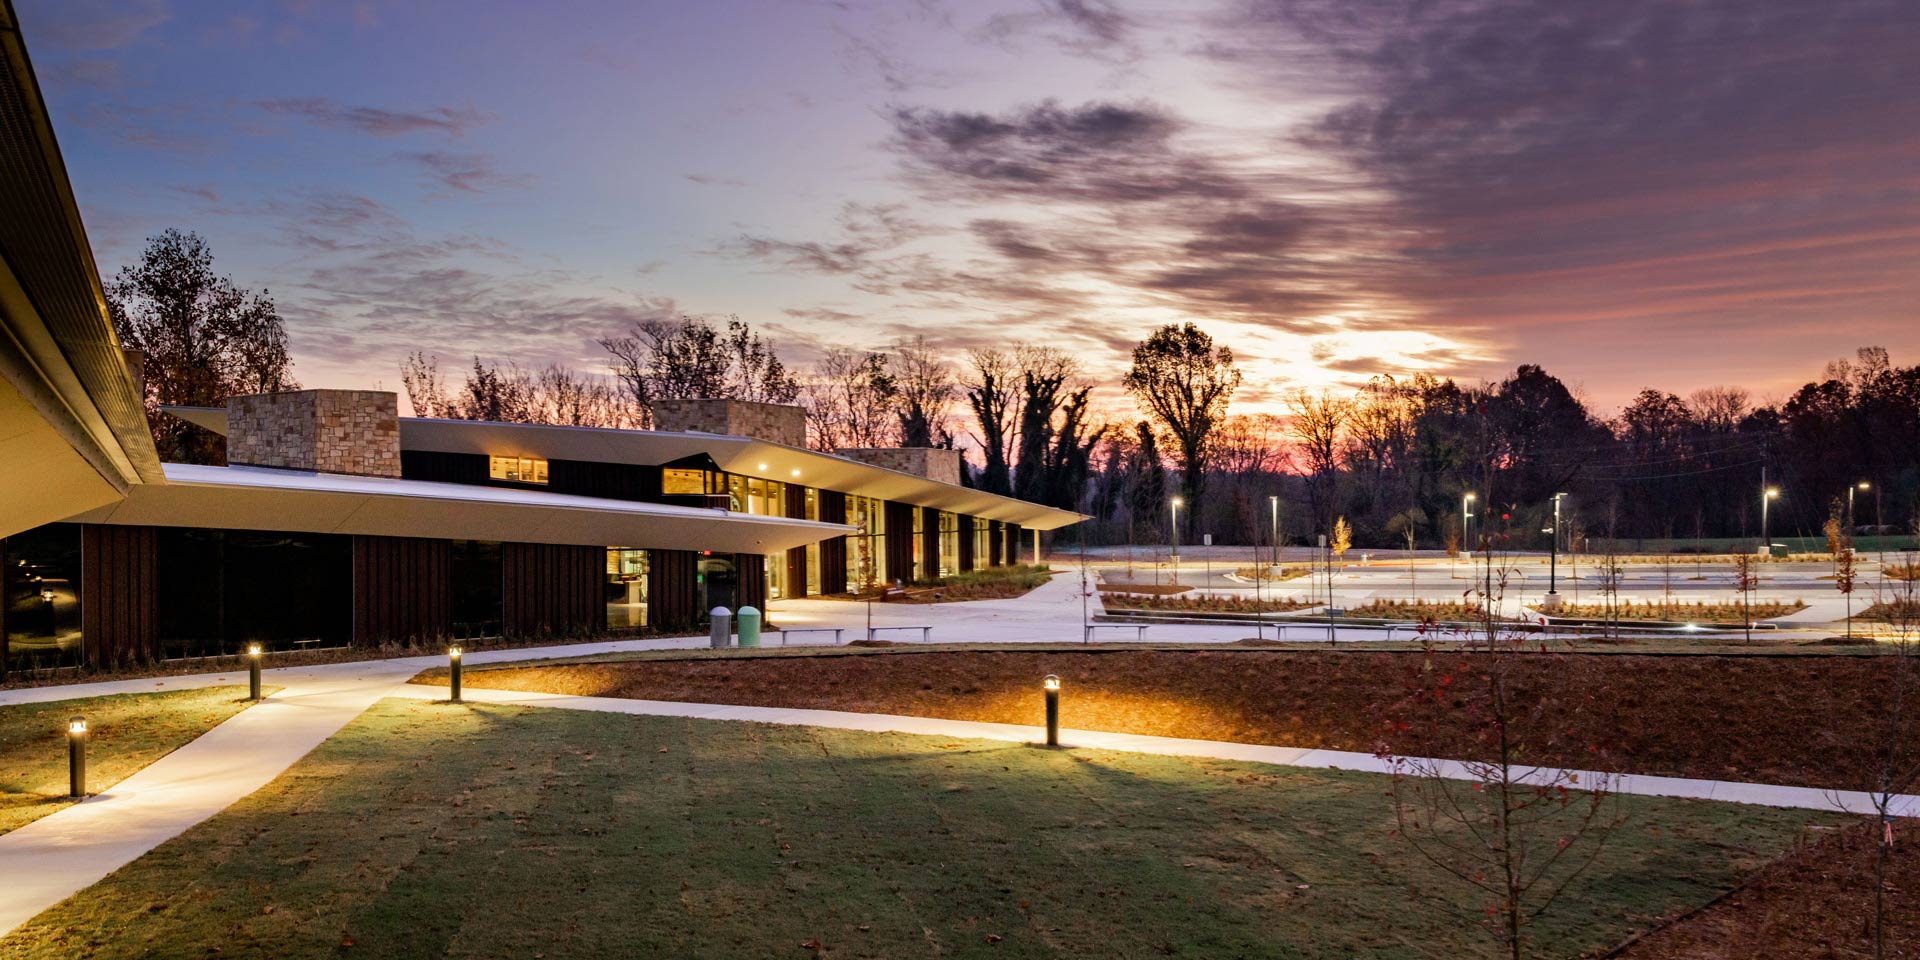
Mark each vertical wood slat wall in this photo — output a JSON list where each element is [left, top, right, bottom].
[[648, 549, 700, 631], [818, 494, 848, 594], [352, 536, 450, 646], [784, 484, 809, 598], [958, 515, 976, 572], [883, 501, 915, 586], [736, 554, 767, 612], [81, 525, 158, 664], [920, 507, 940, 581], [503, 542, 605, 637]]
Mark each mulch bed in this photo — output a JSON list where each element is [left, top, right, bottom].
[[448, 649, 1916, 793], [1617, 817, 1920, 958]]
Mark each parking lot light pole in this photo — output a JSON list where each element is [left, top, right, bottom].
[[1461, 492, 1476, 565], [1548, 492, 1567, 596], [1268, 496, 1279, 569], [1850, 481, 1869, 537], [1761, 486, 1780, 556], [1169, 497, 1182, 585]]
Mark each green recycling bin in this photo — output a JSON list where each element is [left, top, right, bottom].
[[736, 606, 762, 647]]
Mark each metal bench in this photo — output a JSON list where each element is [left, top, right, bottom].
[[774, 627, 845, 646], [1083, 624, 1149, 642], [867, 625, 933, 642]]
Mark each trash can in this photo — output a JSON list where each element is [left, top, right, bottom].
[[709, 607, 732, 649], [736, 606, 761, 648]]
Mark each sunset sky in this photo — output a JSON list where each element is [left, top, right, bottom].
[[21, 0, 1920, 415]]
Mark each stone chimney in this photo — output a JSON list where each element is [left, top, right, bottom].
[[839, 447, 962, 486], [651, 398, 806, 447], [226, 389, 401, 478]]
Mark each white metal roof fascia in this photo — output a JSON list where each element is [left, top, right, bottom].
[[59, 463, 852, 554], [162, 406, 1087, 530]]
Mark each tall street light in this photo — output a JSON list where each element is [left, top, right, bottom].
[[1461, 492, 1477, 559], [1849, 481, 1870, 538], [1268, 495, 1280, 569], [1170, 496, 1183, 585], [1547, 492, 1567, 602], [1760, 486, 1780, 556]]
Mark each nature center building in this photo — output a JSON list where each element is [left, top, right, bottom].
[[1, 391, 1082, 673]]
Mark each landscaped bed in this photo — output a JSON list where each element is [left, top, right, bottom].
[[1100, 593, 1315, 614], [0, 698, 1843, 959], [827, 564, 1056, 603], [1546, 599, 1807, 622], [425, 648, 1914, 792], [1343, 598, 1514, 621], [0, 685, 262, 835]]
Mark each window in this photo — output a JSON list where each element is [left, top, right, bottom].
[[845, 494, 887, 590], [606, 548, 648, 630], [489, 455, 548, 484], [662, 468, 715, 495], [4, 523, 84, 670], [939, 511, 960, 578]]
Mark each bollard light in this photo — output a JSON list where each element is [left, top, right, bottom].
[[448, 645, 463, 703], [68, 715, 88, 798], [1042, 675, 1061, 747], [246, 643, 263, 701]]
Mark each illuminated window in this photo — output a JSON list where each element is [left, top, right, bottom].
[[488, 456, 548, 484], [662, 468, 714, 495]]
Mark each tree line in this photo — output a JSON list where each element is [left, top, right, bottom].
[[107, 230, 1920, 549]]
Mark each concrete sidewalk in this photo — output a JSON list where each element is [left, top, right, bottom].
[[0, 634, 713, 936]]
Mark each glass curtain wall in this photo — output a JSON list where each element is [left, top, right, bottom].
[[3, 523, 84, 671], [803, 487, 822, 596], [728, 476, 786, 599], [975, 521, 994, 569], [911, 508, 925, 582], [844, 494, 887, 593], [605, 548, 649, 630], [938, 512, 959, 577], [156, 529, 351, 656]]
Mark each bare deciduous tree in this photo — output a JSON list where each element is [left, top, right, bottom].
[[1122, 322, 1241, 531], [107, 228, 299, 463]]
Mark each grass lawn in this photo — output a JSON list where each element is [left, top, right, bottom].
[[0, 685, 262, 835], [2, 699, 1838, 959]]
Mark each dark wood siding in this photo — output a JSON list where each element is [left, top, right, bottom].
[[352, 536, 450, 646], [549, 459, 659, 502], [819, 494, 848, 594], [648, 549, 700, 631], [737, 554, 767, 612], [81, 525, 158, 665], [884, 500, 914, 586], [400, 450, 488, 484], [503, 542, 605, 637], [958, 515, 976, 572], [921, 507, 940, 581], [784, 485, 809, 598]]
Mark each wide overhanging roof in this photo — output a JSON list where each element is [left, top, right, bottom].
[[0, 2, 164, 537], [166, 407, 1087, 530], [63, 464, 852, 554]]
